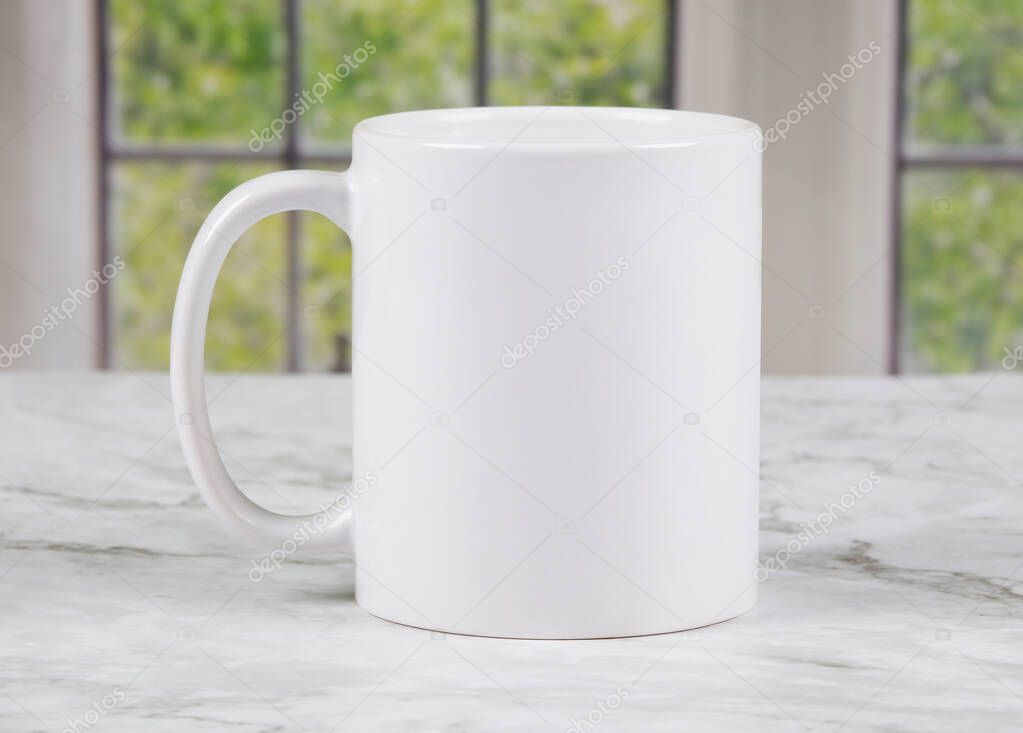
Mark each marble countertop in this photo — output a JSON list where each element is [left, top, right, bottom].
[[2, 372, 1022, 732]]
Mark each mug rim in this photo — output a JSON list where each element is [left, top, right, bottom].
[[354, 106, 761, 150]]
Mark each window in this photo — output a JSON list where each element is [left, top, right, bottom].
[[98, 0, 676, 372], [897, 0, 1023, 372]]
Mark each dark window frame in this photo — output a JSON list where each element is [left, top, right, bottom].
[[94, 0, 679, 370]]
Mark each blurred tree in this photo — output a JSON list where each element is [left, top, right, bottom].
[[490, 0, 666, 106], [112, 162, 286, 371], [300, 0, 473, 146], [300, 210, 354, 371], [907, 0, 1023, 146], [903, 171, 1023, 372], [112, 0, 285, 145]]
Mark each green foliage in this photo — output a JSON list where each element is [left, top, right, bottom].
[[112, 162, 287, 371], [490, 0, 666, 106], [301, 0, 473, 145], [907, 0, 1023, 146], [112, 0, 286, 145], [903, 170, 1023, 371], [300, 211, 353, 370]]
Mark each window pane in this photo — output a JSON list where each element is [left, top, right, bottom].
[[110, 0, 286, 146], [901, 169, 1023, 372], [300, 0, 473, 150], [489, 0, 668, 106], [906, 0, 1023, 147], [299, 209, 353, 372], [111, 162, 287, 371]]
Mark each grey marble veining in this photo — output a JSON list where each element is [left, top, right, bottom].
[[2, 372, 1022, 732]]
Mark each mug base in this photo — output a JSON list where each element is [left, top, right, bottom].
[[357, 595, 756, 640]]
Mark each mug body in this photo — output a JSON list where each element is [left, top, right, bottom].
[[349, 107, 761, 639]]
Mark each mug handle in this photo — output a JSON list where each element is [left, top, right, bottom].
[[171, 170, 353, 549]]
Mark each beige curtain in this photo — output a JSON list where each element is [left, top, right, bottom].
[[0, 0, 98, 368]]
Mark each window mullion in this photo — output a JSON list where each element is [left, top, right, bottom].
[[96, 0, 112, 368], [475, 0, 488, 106], [890, 0, 909, 375], [666, 0, 678, 108], [284, 0, 301, 372]]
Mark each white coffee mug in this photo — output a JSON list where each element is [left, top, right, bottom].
[[172, 106, 762, 639]]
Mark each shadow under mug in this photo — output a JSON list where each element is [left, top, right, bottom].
[[171, 106, 762, 639]]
